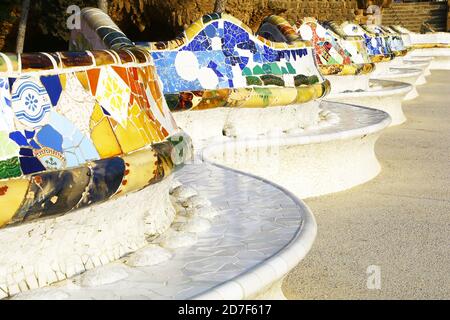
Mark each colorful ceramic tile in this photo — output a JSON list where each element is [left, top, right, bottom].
[[0, 156, 22, 179], [77, 157, 125, 208], [56, 73, 95, 137], [48, 111, 99, 168], [21, 53, 55, 71], [0, 178, 29, 227], [15, 167, 90, 222], [40, 75, 63, 106], [18, 153, 46, 175], [87, 68, 101, 95], [95, 66, 131, 127], [89, 103, 123, 158], [59, 51, 95, 68], [11, 76, 52, 129], [148, 16, 324, 101], [0, 77, 14, 131], [114, 148, 159, 197]]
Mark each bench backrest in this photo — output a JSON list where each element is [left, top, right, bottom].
[[361, 24, 407, 56], [321, 21, 372, 65], [257, 16, 374, 76], [0, 48, 191, 228], [73, 9, 330, 112], [340, 22, 394, 62]]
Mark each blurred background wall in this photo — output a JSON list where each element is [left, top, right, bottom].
[[0, 0, 448, 52]]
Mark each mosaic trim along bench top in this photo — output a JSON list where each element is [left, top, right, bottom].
[[340, 22, 395, 63], [73, 10, 331, 112], [136, 13, 331, 111], [256, 15, 375, 76], [390, 25, 450, 49], [0, 49, 193, 228], [319, 21, 373, 66], [361, 24, 408, 57]]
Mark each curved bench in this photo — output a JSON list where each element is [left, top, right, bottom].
[[339, 21, 394, 63], [202, 101, 391, 199], [258, 16, 375, 78], [12, 162, 317, 300], [73, 9, 332, 140], [391, 26, 450, 70], [335, 21, 425, 101], [12, 100, 391, 300], [362, 24, 430, 86], [369, 26, 432, 81], [0, 33, 198, 297], [2, 8, 332, 301], [38, 8, 395, 300], [361, 24, 408, 57], [340, 22, 427, 73], [257, 16, 375, 93], [296, 18, 422, 94], [321, 21, 428, 77], [255, 16, 411, 125]]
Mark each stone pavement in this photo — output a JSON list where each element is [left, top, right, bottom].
[[284, 70, 450, 299]]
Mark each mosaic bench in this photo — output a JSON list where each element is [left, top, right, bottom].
[[201, 101, 391, 199], [0, 46, 193, 297], [361, 24, 408, 58], [327, 21, 427, 101], [378, 26, 432, 79], [257, 16, 375, 78], [338, 21, 394, 63], [255, 16, 413, 125], [338, 22, 430, 73], [257, 16, 376, 93], [360, 24, 430, 79], [293, 19, 423, 93], [11, 161, 317, 300], [72, 9, 332, 143], [10, 101, 393, 300], [391, 26, 450, 70]]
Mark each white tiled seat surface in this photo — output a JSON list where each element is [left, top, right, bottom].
[[14, 162, 314, 300]]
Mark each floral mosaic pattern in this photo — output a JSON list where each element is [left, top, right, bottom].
[[10, 76, 53, 129], [0, 48, 193, 228]]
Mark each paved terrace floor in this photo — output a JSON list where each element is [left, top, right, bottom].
[[284, 70, 450, 299]]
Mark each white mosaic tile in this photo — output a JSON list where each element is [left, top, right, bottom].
[[13, 162, 307, 300]]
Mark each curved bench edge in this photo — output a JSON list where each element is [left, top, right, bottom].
[[190, 164, 317, 300]]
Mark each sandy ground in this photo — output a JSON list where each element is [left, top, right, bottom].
[[283, 70, 450, 300]]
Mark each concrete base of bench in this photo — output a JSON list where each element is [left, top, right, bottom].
[[370, 67, 422, 100], [376, 59, 430, 84], [202, 101, 391, 199], [173, 101, 322, 146], [409, 48, 450, 70], [399, 56, 433, 78], [0, 177, 175, 299], [326, 74, 370, 94], [327, 79, 412, 126]]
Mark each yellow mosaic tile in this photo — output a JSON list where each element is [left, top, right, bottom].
[[89, 104, 123, 158], [0, 179, 29, 227], [114, 148, 159, 196]]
